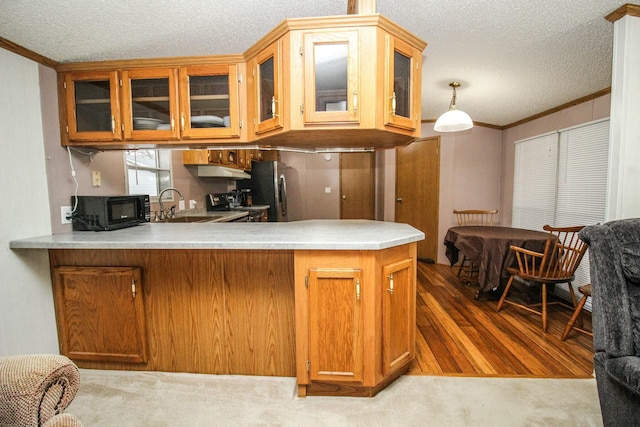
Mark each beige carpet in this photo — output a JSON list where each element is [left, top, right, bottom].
[[67, 370, 603, 426]]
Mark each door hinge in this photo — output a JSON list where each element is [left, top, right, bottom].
[[305, 275, 309, 288], [65, 125, 69, 133], [299, 46, 304, 56], [131, 277, 136, 298], [119, 79, 123, 87], [63, 81, 67, 89], [300, 103, 304, 115], [238, 73, 242, 84], [356, 278, 361, 301], [306, 360, 310, 372], [239, 119, 243, 129]]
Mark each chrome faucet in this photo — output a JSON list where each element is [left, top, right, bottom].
[[158, 187, 184, 218]]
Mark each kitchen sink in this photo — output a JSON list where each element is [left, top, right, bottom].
[[157, 215, 223, 223]]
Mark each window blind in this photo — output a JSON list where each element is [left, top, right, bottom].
[[512, 132, 559, 231], [512, 119, 610, 310], [555, 119, 610, 307]]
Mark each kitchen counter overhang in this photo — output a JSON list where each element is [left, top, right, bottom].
[[10, 219, 424, 250]]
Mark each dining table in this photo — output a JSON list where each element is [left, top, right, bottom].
[[444, 225, 551, 300]]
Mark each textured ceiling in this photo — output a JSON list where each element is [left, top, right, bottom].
[[0, 0, 625, 126]]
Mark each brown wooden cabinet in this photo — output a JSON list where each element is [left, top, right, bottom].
[[59, 15, 424, 150], [382, 258, 415, 375], [294, 243, 417, 397], [62, 71, 123, 142], [245, 15, 425, 149], [52, 266, 147, 364], [49, 249, 296, 377], [59, 61, 245, 147]]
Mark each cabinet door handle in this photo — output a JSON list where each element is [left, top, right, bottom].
[[181, 114, 185, 131], [171, 116, 175, 132], [356, 279, 361, 301], [391, 92, 397, 114], [111, 116, 116, 134], [271, 96, 278, 118], [353, 91, 358, 113], [388, 273, 394, 295]]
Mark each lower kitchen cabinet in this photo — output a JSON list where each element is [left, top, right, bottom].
[[307, 268, 364, 384], [294, 243, 417, 397], [52, 266, 147, 364]]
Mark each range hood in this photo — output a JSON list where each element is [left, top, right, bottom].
[[196, 166, 251, 180]]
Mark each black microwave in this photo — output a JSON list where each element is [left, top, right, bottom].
[[71, 195, 150, 231]]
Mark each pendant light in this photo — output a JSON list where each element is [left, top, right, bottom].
[[434, 81, 474, 132]]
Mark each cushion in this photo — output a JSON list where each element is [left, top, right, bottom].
[[609, 218, 640, 285], [0, 354, 80, 426], [606, 355, 640, 396]]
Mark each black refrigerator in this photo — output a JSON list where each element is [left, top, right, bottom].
[[238, 161, 288, 221]]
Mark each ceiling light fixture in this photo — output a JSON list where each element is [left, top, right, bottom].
[[434, 81, 474, 132]]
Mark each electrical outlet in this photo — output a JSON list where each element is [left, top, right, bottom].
[[61, 206, 73, 224]]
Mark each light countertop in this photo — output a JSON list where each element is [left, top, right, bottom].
[[10, 220, 424, 251]]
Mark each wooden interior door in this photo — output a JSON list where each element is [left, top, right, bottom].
[[395, 137, 440, 262], [340, 152, 375, 219]]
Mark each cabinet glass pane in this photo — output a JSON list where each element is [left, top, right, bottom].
[[131, 78, 171, 130], [314, 43, 348, 112], [74, 80, 112, 132], [259, 57, 274, 122], [189, 75, 230, 127], [393, 51, 411, 118]]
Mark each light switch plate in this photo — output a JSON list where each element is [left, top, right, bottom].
[[92, 171, 101, 187]]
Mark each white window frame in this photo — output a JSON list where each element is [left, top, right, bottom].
[[124, 149, 173, 200]]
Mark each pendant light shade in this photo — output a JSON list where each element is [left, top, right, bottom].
[[434, 82, 473, 132]]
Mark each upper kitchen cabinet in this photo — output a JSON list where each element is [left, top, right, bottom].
[[244, 15, 426, 149], [121, 67, 180, 141], [179, 64, 242, 139], [58, 58, 246, 148], [62, 71, 123, 142], [383, 35, 422, 132], [249, 40, 285, 136]]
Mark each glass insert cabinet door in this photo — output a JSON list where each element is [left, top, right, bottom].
[[64, 71, 123, 141], [304, 31, 359, 124], [121, 68, 179, 140], [178, 64, 240, 139], [384, 36, 419, 131], [254, 40, 283, 135]]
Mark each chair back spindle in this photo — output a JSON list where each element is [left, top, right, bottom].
[[454, 209, 498, 227]]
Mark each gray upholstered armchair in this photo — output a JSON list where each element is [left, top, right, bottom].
[[580, 219, 640, 426], [0, 354, 83, 426]]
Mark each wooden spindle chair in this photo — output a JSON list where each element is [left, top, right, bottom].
[[496, 225, 588, 332], [453, 209, 499, 281]]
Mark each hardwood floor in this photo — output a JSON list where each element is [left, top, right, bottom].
[[407, 262, 594, 378]]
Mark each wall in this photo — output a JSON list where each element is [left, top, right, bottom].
[[47, 147, 236, 233], [280, 151, 340, 220], [0, 51, 59, 355], [381, 124, 504, 265]]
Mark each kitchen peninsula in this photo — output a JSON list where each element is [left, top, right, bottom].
[[10, 220, 424, 397]]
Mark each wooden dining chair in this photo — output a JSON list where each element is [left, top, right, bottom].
[[453, 209, 499, 281], [496, 225, 588, 332]]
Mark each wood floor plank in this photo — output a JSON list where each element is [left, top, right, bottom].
[[422, 292, 498, 374], [409, 262, 594, 378]]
